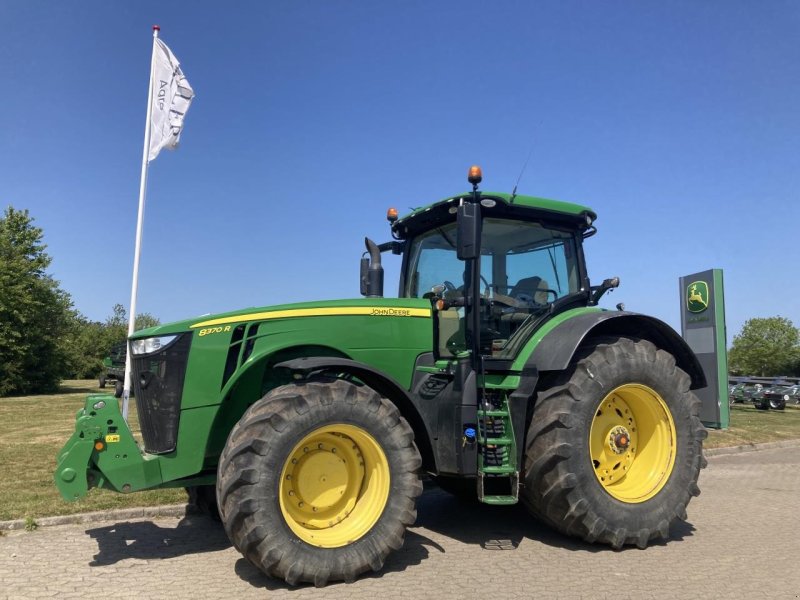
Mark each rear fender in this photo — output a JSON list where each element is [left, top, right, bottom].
[[526, 311, 706, 389]]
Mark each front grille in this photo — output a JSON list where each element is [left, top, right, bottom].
[[132, 333, 192, 454]]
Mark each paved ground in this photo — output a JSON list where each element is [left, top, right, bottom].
[[2, 447, 799, 600]]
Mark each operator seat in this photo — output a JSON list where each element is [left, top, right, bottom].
[[496, 276, 552, 341], [508, 276, 550, 305]]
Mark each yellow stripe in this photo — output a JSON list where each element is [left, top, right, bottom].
[[190, 306, 432, 329]]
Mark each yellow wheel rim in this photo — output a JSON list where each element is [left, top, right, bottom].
[[278, 424, 390, 548], [589, 384, 676, 503]]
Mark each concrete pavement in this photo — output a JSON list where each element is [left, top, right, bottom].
[[2, 447, 799, 599]]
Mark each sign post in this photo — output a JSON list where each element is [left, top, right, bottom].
[[679, 269, 728, 428]]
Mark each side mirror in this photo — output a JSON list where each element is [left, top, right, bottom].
[[456, 202, 481, 260]]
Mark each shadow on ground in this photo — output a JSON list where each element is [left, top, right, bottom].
[[416, 487, 695, 552], [84, 486, 695, 589], [62, 384, 105, 395], [86, 514, 229, 566]]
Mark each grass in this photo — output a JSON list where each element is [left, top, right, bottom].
[[705, 402, 800, 448], [1, 381, 798, 521], [0, 380, 185, 522]]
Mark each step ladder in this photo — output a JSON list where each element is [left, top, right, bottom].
[[477, 393, 519, 505]]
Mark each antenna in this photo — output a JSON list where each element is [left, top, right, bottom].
[[509, 142, 535, 203]]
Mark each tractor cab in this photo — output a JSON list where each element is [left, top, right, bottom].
[[363, 166, 608, 366]]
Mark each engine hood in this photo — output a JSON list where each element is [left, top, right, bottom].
[[130, 297, 432, 339]]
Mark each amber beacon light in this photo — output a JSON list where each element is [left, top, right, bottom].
[[468, 165, 482, 186]]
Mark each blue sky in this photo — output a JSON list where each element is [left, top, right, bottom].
[[1, 1, 798, 345]]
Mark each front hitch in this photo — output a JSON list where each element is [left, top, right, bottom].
[[54, 394, 161, 500]]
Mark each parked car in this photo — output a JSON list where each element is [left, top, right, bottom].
[[755, 383, 800, 411]]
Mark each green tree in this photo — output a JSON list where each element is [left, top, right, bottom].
[[61, 305, 161, 379], [728, 317, 800, 376], [0, 207, 74, 395]]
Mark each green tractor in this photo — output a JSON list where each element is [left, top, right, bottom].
[[98, 342, 127, 398], [55, 167, 707, 586]]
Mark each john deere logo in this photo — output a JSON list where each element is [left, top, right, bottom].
[[687, 281, 710, 313]]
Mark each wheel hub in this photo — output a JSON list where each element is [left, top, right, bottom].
[[608, 425, 631, 454]]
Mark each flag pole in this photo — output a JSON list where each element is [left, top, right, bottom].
[[122, 25, 160, 421]]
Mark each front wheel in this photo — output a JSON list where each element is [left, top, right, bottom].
[[522, 337, 707, 549], [217, 378, 422, 586]]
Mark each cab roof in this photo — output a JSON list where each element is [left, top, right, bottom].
[[391, 191, 597, 239]]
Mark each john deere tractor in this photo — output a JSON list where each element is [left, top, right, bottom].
[[55, 167, 707, 586]]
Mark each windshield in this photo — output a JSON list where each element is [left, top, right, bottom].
[[405, 218, 581, 357]]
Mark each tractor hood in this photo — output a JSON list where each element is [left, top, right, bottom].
[[130, 297, 433, 339]]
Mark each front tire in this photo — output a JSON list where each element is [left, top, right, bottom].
[[99, 375, 106, 389], [114, 380, 123, 398], [217, 378, 422, 586], [522, 337, 707, 549]]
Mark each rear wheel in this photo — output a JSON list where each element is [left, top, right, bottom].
[[522, 337, 707, 549], [768, 397, 786, 411], [217, 378, 422, 586]]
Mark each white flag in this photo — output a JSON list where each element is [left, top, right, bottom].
[[148, 38, 194, 162]]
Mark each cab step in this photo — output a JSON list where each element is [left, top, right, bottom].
[[477, 392, 519, 505]]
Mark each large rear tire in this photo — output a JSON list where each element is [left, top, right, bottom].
[[522, 337, 707, 549], [768, 397, 786, 411], [217, 378, 422, 586]]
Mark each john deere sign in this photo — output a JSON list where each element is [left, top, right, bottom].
[[687, 281, 709, 313], [679, 269, 728, 428]]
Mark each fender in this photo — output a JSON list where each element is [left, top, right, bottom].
[[276, 357, 436, 472], [528, 311, 707, 389]]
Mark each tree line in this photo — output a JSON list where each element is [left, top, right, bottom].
[[0, 207, 159, 396]]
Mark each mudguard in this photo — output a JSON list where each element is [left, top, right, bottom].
[[528, 311, 707, 389]]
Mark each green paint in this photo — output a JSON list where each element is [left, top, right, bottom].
[[55, 395, 161, 499], [713, 269, 730, 428]]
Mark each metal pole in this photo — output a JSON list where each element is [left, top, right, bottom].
[[122, 25, 160, 421]]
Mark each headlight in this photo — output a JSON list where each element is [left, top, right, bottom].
[[784, 395, 790, 401], [130, 335, 178, 355]]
